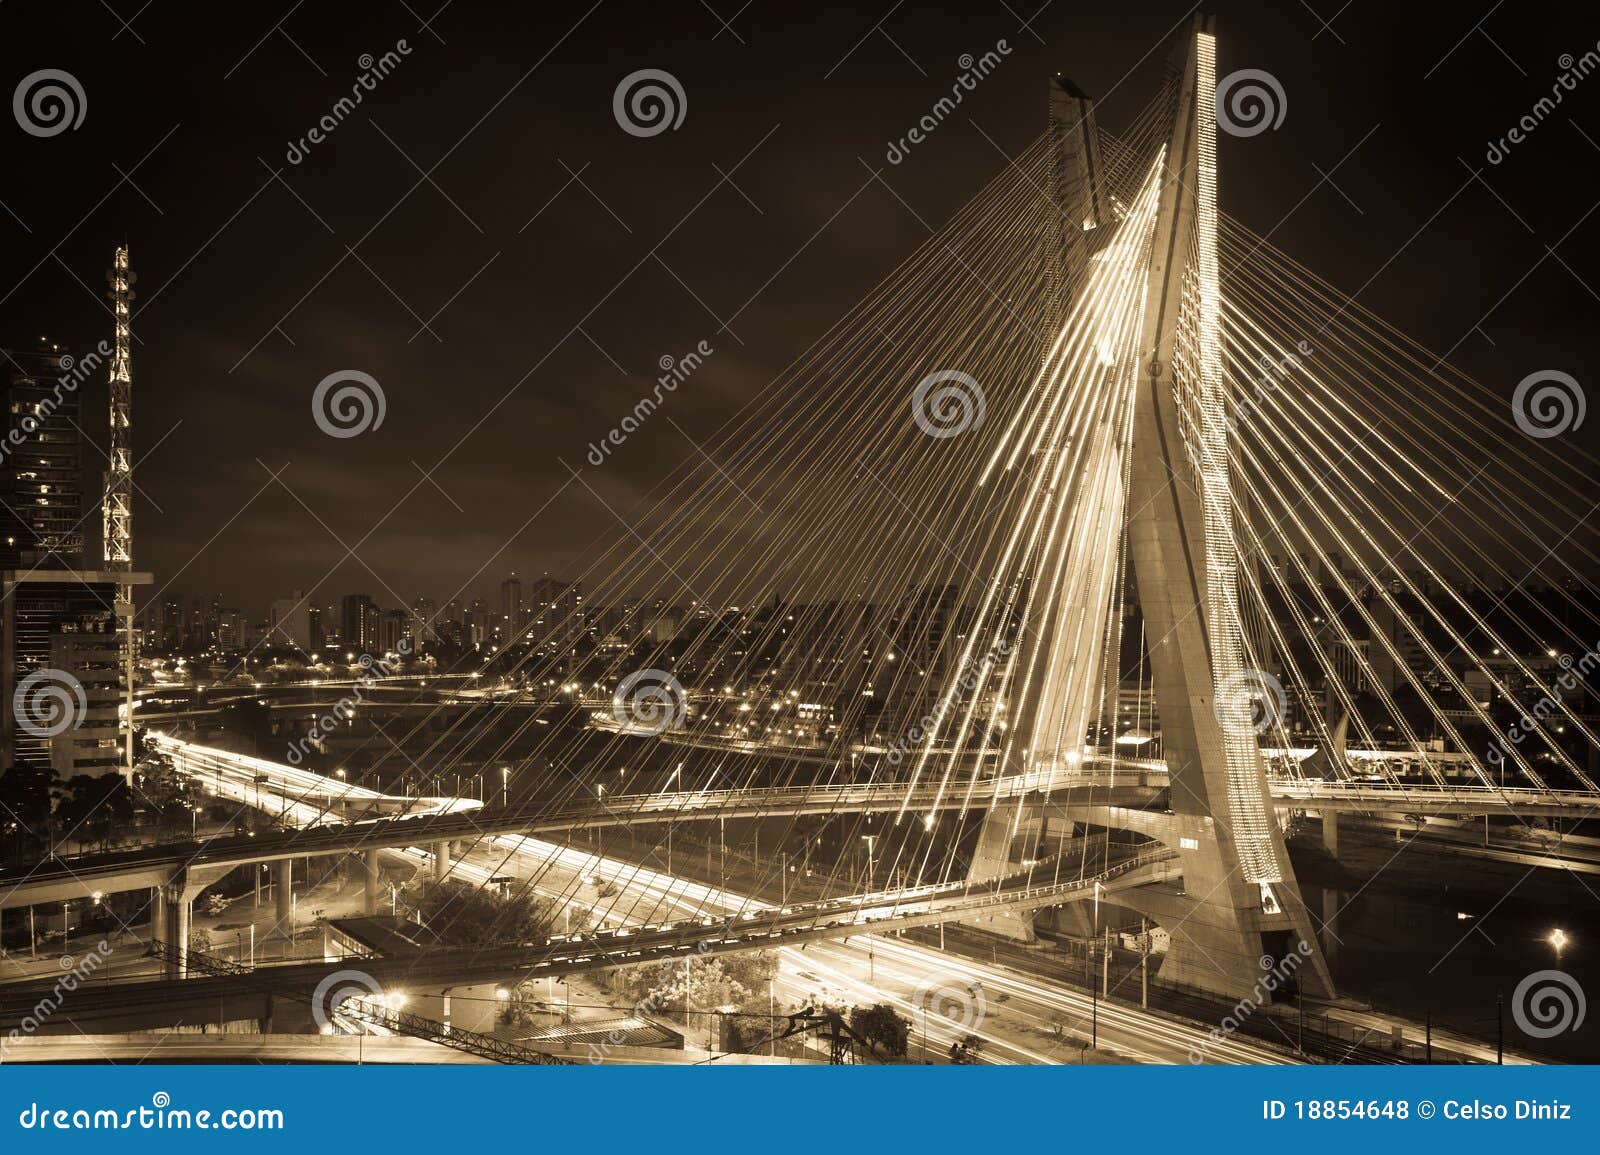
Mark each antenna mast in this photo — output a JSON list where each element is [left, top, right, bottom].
[[105, 245, 135, 772]]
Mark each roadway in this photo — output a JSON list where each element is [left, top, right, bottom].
[[8, 734, 1592, 911]]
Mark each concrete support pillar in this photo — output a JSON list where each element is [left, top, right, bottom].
[[149, 886, 167, 947], [1321, 887, 1341, 970], [274, 859, 293, 938], [1322, 811, 1339, 858], [433, 841, 450, 882], [363, 849, 382, 916], [164, 892, 190, 979]]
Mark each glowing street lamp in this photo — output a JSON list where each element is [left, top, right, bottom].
[[1549, 928, 1571, 959]]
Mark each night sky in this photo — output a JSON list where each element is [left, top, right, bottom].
[[2, 1, 1596, 613]]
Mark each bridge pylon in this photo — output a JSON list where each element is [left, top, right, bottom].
[[967, 17, 1335, 1003], [1113, 15, 1333, 1002]]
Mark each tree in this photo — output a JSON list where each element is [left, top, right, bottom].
[[850, 1003, 910, 1058], [134, 748, 203, 832], [402, 878, 558, 947], [609, 955, 758, 1018], [0, 763, 58, 864], [53, 775, 132, 853]]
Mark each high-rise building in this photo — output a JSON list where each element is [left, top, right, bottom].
[[341, 594, 379, 654], [379, 608, 407, 654], [500, 572, 523, 637], [0, 340, 89, 569], [467, 598, 491, 646], [268, 589, 312, 652], [0, 339, 149, 779], [409, 595, 438, 643], [530, 573, 582, 641], [217, 608, 246, 650], [1, 579, 129, 777]]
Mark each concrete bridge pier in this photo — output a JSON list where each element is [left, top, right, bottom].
[[274, 860, 293, 939], [149, 886, 166, 949], [1322, 811, 1338, 858], [363, 849, 382, 916], [433, 841, 451, 882], [160, 887, 191, 979]]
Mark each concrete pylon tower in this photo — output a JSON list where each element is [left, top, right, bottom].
[[1116, 16, 1334, 1000]]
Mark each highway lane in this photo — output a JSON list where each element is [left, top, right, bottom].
[[179, 748, 1294, 1064]]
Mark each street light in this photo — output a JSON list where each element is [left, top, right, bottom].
[[1549, 928, 1571, 959]]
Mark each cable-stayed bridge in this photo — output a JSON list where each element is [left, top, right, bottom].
[[8, 15, 1598, 1041]]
